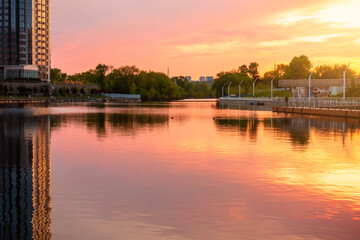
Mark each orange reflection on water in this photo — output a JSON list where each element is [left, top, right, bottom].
[[49, 103, 360, 239]]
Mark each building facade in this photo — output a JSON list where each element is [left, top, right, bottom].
[[206, 76, 214, 82], [0, 0, 51, 82]]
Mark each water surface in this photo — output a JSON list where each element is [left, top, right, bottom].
[[0, 102, 359, 239]]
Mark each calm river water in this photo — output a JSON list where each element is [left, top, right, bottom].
[[0, 102, 359, 240]]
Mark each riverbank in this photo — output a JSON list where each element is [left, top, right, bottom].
[[0, 96, 106, 104]]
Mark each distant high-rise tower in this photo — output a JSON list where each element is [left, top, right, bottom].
[[0, 0, 51, 81]]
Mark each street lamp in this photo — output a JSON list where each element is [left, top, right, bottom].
[[343, 63, 350, 99], [239, 80, 244, 98], [222, 83, 226, 98], [308, 72, 314, 100], [228, 82, 232, 98], [271, 75, 277, 100], [253, 78, 258, 97]]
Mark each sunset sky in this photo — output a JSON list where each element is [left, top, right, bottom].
[[52, 0, 360, 79]]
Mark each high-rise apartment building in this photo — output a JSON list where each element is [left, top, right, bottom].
[[0, 0, 51, 81]]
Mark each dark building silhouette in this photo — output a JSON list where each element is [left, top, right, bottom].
[[0, 0, 51, 81], [0, 114, 51, 240]]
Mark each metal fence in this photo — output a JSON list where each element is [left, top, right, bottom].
[[274, 98, 360, 110]]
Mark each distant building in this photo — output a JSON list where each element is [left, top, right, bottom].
[[199, 76, 206, 82], [0, 0, 51, 82], [206, 76, 214, 82], [185, 76, 192, 81]]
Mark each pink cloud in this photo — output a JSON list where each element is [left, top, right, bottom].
[[51, 0, 360, 78]]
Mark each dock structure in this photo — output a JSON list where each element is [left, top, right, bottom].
[[273, 107, 360, 118], [273, 98, 360, 118], [219, 97, 274, 106]]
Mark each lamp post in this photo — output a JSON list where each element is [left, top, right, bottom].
[[253, 78, 258, 97], [239, 80, 244, 98], [228, 82, 232, 98], [271, 75, 277, 100], [343, 63, 350, 100], [222, 83, 226, 98], [308, 72, 313, 100]]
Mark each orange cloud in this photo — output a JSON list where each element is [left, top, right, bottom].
[[52, 0, 360, 78]]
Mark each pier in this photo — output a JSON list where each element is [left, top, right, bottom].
[[272, 98, 360, 118], [219, 97, 274, 106]]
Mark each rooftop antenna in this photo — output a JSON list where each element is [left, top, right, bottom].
[[167, 67, 170, 77]]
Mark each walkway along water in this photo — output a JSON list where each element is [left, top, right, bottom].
[[272, 98, 360, 118], [219, 96, 360, 118]]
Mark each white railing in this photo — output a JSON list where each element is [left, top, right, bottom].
[[275, 98, 360, 110]]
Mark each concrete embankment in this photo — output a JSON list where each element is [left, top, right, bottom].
[[273, 107, 360, 118], [219, 97, 274, 106]]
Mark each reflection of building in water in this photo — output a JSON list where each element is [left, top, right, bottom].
[[0, 115, 51, 240]]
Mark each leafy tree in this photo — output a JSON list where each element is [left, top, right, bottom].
[[313, 64, 356, 79], [50, 68, 67, 83], [173, 76, 189, 88], [211, 71, 253, 98], [238, 64, 248, 74], [248, 62, 260, 79], [129, 83, 137, 94], [283, 55, 312, 79], [71, 86, 78, 95], [54, 87, 59, 96], [58, 87, 64, 96]]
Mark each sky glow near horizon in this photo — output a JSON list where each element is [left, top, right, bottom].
[[52, 0, 360, 79]]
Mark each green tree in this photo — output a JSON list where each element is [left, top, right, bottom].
[[50, 68, 67, 83], [129, 83, 137, 94], [212, 71, 253, 98], [238, 64, 248, 74], [80, 87, 85, 95], [313, 64, 356, 79], [173, 76, 189, 88], [54, 87, 59, 96], [283, 55, 312, 79], [248, 62, 260, 79], [71, 86, 78, 95]]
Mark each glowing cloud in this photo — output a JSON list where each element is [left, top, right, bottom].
[[52, 0, 360, 78]]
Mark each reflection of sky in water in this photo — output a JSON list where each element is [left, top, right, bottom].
[[2, 102, 360, 239], [49, 102, 360, 239]]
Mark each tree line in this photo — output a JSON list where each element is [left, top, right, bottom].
[[212, 55, 359, 98], [51, 55, 360, 100], [51, 65, 214, 101]]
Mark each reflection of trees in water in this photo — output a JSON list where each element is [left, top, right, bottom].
[[51, 113, 169, 137], [215, 119, 249, 133], [215, 115, 360, 146], [276, 118, 310, 146], [214, 118, 260, 140], [0, 115, 52, 240], [270, 116, 360, 146]]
